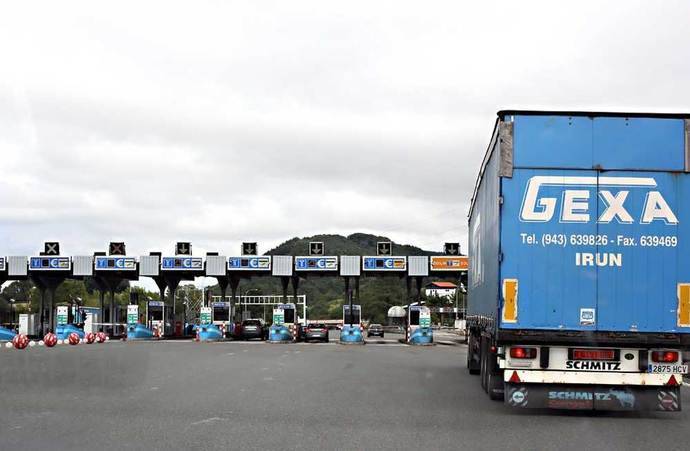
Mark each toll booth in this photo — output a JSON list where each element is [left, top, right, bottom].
[[211, 298, 232, 333], [408, 305, 433, 345], [55, 305, 85, 341], [340, 304, 364, 344], [146, 300, 171, 337], [196, 306, 224, 341], [126, 303, 155, 340], [268, 303, 297, 342]]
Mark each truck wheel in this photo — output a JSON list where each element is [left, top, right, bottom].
[[467, 333, 480, 375], [487, 371, 504, 401], [480, 337, 488, 392]]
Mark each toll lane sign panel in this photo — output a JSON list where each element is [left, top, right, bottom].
[[200, 307, 212, 325], [161, 257, 203, 270], [0, 257, 5, 271], [273, 307, 284, 325], [127, 305, 139, 326], [95, 256, 137, 271], [295, 256, 338, 271], [56, 306, 68, 326], [227, 256, 271, 271], [362, 256, 407, 271], [430, 256, 468, 271], [30, 256, 71, 271]]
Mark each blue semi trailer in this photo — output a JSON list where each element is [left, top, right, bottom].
[[467, 111, 690, 411]]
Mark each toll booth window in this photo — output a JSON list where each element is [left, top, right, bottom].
[[284, 309, 295, 324], [344, 312, 361, 325], [150, 309, 163, 321], [213, 307, 229, 321], [410, 310, 420, 326]]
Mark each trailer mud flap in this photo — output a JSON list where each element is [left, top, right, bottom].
[[505, 383, 681, 411]]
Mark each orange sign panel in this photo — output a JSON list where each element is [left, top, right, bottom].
[[430, 256, 468, 271]]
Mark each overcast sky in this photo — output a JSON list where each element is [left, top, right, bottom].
[[2, 1, 690, 262]]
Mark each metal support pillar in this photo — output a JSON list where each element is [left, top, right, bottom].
[[354, 277, 360, 304], [46, 286, 54, 334], [280, 277, 290, 303], [229, 276, 240, 322], [36, 283, 46, 335], [109, 289, 116, 336], [291, 275, 300, 322], [405, 276, 412, 341]]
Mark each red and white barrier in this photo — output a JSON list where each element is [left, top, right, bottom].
[[68, 332, 80, 345], [44, 333, 58, 347], [12, 334, 29, 350]]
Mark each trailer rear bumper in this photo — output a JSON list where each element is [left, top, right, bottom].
[[505, 383, 681, 411], [503, 369, 682, 386]]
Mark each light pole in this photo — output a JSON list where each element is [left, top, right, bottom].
[[183, 295, 189, 334]]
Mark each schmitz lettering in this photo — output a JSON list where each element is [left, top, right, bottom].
[[565, 360, 621, 371], [520, 176, 678, 225]]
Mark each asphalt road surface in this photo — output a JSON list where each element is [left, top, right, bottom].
[[1, 331, 688, 451]]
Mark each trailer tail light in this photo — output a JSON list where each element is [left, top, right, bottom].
[[651, 351, 679, 363], [572, 349, 615, 361], [502, 279, 518, 323], [678, 284, 690, 327], [509, 347, 536, 359]]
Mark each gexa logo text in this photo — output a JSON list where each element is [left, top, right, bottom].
[[520, 176, 678, 225]]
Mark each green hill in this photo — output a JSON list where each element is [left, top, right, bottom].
[[209, 233, 457, 324]]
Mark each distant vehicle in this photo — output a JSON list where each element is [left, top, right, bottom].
[[367, 324, 384, 338], [239, 319, 268, 340], [304, 323, 329, 342]]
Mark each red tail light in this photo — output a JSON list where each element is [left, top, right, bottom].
[[509, 347, 537, 359], [652, 351, 679, 363]]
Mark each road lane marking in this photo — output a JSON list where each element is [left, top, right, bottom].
[[191, 417, 227, 426]]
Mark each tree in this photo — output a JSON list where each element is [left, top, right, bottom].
[[54, 280, 89, 305], [0, 280, 39, 314]]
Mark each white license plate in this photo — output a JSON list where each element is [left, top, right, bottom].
[[647, 364, 688, 374]]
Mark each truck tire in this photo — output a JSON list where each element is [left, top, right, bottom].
[[480, 337, 488, 392], [487, 371, 504, 401], [467, 332, 480, 375]]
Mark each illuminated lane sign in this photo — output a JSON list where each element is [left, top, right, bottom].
[[95, 256, 137, 271], [295, 256, 338, 271], [127, 305, 138, 326], [362, 256, 407, 271], [0, 257, 5, 271], [161, 257, 203, 270], [200, 307, 212, 325], [430, 256, 468, 272], [30, 256, 71, 271], [227, 256, 271, 271]]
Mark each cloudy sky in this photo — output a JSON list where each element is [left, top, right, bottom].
[[1, 0, 689, 260]]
